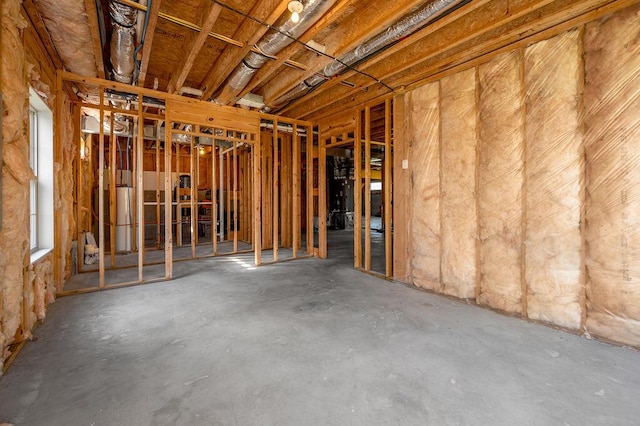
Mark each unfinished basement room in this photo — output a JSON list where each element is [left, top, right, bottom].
[[1, 0, 640, 424]]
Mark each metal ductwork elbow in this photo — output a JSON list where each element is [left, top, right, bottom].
[[110, 1, 138, 84]]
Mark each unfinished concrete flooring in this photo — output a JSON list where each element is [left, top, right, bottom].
[[1, 255, 639, 425]]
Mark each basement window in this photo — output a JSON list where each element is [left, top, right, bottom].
[[29, 88, 54, 262]]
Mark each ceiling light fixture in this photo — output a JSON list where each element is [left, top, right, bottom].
[[288, 1, 303, 23]]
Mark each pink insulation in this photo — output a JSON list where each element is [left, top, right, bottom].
[[524, 30, 583, 330], [409, 82, 442, 292], [477, 51, 524, 314], [584, 5, 640, 346], [440, 68, 477, 299]]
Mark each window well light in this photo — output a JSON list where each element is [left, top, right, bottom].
[[288, 1, 303, 23]]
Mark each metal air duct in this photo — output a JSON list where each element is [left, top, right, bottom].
[[270, 0, 466, 108], [110, 1, 138, 84], [214, 0, 338, 104]]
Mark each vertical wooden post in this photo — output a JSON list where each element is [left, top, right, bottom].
[[364, 107, 372, 271], [132, 118, 138, 254], [191, 129, 196, 258], [98, 88, 106, 287], [212, 142, 218, 255], [176, 131, 182, 247], [165, 121, 173, 278], [75, 106, 83, 274], [233, 141, 239, 253], [156, 123, 161, 249], [306, 126, 314, 255], [226, 151, 231, 243], [137, 97, 144, 282], [253, 137, 262, 265], [318, 128, 327, 259], [292, 124, 300, 258], [273, 120, 279, 262], [354, 111, 362, 269], [384, 99, 393, 278], [109, 115, 116, 268], [219, 145, 224, 243]]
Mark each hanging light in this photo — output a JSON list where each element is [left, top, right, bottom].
[[288, 1, 303, 23]]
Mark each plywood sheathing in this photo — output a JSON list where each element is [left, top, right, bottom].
[[584, 6, 640, 346], [1, 0, 32, 367], [477, 51, 524, 314], [409, 82, 441, 292], [524, 29, 582, 329], [440, 68, 477, 299], [32, 0, 98, 77]]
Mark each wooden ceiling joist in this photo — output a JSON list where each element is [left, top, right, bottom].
[[137, 0, 163, 87], [83, 0, 106, 78], [261, 0, 428, 105], [199, 0, 291, 101], [166, 1, 223, 94]]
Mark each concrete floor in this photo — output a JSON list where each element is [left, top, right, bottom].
[[1, 252, 640, 425]]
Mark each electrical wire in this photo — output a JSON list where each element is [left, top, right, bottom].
[[210, 0, 394, 92]]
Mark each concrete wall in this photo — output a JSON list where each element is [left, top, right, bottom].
[[398, 3, 640, 348]]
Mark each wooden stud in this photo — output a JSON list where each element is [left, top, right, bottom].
[[165, 114, 173, 279], [318, 128, 327, 259], [384, 99, 393, 278], [234, 141, 239, 253], [273, 120, 279, 262], [212, 142, 218, 255], [364, 107, 372, 271], [99, 87, 105, 287], [293, 124, 300, 258], [306, 126, 314, 255], [137, 97, 145, 282], [254, 137, 262, 266], [226, 150, 232, 243], [191, 128, 197, 258], [109, 115, 116, 269], [354, 112, 363, 269], [75, 106, 83, 275], [156, 123, 161, 249], [137, 0, 163, 87]]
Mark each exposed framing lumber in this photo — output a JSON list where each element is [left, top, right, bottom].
[[137, 0, 163, 87], [318, 129, 327, 259], [165, 110, 173, 278], [234, 0, 354, 102], [354, 111, 362, 269], [263, 0, 428, 104], [253, 137, 262, 265], [212, 141, 218, 255], [306, 127, 314, 255], [137, 97, 145, 281], [109, 115, 116, 268], [166, 1, 223, 94], [99, 88, 106, 287], [200, 0, 290, 100], [273, 120, 280, 262], [292, 124, 300, 258], [83, 0, 106, 78], [384, 99, 392, 278], [364, 107, 371, 271], [233, 141, 239, 253]]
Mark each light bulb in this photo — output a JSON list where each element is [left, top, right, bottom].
[[291, 11, 300, 23]]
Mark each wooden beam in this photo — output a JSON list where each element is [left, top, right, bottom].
[[200, 0, 290, 100], [166, 1, 223, 94], [234, 142, 239, 253], [354, 111, 362, 269], [253, 137, 262, 265], [306, 126, 314, 255], [164, 113, 173, 278], [262, 0, 428, 105], [273, 120, 279, 262], [364, 107, 371, 271], [137, 0, 163, 87], [22, 0, 64, 70], [98, 87, 106, 287], [233, 0, 354, 102], [83, 0, 106, 78], [137, 97, 145, 281], [384, 99, 392, 278], [292, 124, 300, 258], [318, 128, 327, 259]]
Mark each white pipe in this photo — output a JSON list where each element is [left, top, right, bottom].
[[179, 86, 204, 97]]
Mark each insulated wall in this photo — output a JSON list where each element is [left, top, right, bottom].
[[409, 83, 441, 292], [402, 3, 640, 347], [584, 9, 640, 346]]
